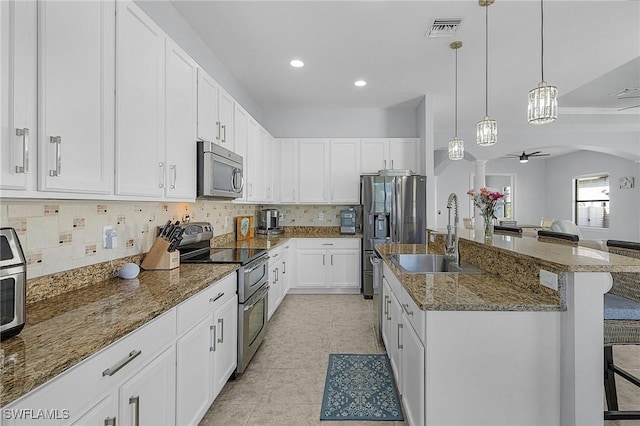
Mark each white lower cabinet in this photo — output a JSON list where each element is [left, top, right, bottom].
[[400, 312, 425, 426], [267, 243, 291, 320], [4, 274, 239, 426], [292, 239, 360, 293]]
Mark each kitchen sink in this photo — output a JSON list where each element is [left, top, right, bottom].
[[388, 254, 485, 274]]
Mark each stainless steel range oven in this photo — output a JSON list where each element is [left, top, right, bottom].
[[178, 223, 269, 375], [1, 227, 27, 341]]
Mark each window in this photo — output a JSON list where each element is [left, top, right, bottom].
[[575, 175, 609, 228]]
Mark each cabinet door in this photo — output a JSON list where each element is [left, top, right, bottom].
[[71, 394, 117, 426], [245, 117, 259, 201], [328, 249, 360, 289], [196, 69, 219, 143], [39, 0, 115, 194], [330, 139, 361, 203], [164, 38, 197, 200], [233, 104, 248, 200], [295, 250, 327, 287], [388, 138, 417, 173], [388, 290, 402, 389], [212, 294, 238, 399], [401, 314, 425, 426], [279, 140, 299, 203], [257, 127, 271, 202], [298, 139, 329, 203], [381, 279, 391, 350], [218, 87, 235, 151], [361, 139, 388, 173], [176, 315, 212, 426], [1, 0, 36, 191], [118, 346, 176, 426], [115, 0, 165, 197], [270, 136, 280, 203]]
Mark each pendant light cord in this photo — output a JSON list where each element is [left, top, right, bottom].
[[485, 3, 489, 116], [540, 0, 545, 82], [454, 48, 458, 137]]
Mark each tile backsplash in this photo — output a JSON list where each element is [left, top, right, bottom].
[[0, 199, 360, 279]]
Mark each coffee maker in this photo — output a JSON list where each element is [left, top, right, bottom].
[[340, 208, 357, 235], [257, 208, 283, 235]]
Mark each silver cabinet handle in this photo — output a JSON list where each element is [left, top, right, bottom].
[[158, 162, 165, 188], [323, 254, 325, 265], [16, 128, 29, 173], [330, 254, 333, 265], [102, 350, 142, 376], [210, 324, 216, 352], [282, 261, 286, 274], [391, 159, 394, 169], [170, 164, 177, 189], [322, 243, 334, 246], [128, 396, 139, 426], [221, 124, 226, 143], [209, 292, 224, 303], [216, 121, 221, 141], [217, 318, 224, 343], [49, 136, 61, 177], [402, 303, 413, 316], [276, 268, 279, 281], [104, 416, 116, 426], [397, 323, 403, 350], [384, 295, 389, 317], [386, 298, 391, 321], [383, 159, 387, 170]]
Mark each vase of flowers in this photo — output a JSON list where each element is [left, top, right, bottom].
[[467, 187, 505, 242]]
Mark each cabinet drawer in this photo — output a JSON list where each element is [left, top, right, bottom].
[[176, 272, 236, 335], [401, 286, 425, 344], [7, 310, 176, 425], [295, 238, 360, 250]]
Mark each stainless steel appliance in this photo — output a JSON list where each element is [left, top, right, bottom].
[[1, 228, 26, 340], [360, 173, 426, 299], [340, 208, 357, 235], [178, 223, 269, 375], [257, 208, 283, 235], [197, 141, 244, 199]]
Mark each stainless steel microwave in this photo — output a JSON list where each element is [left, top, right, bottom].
[[197, 141, 244, 199], [1, 228, 26, 341]]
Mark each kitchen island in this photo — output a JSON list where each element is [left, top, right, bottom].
[[376, 230, 640, 426]]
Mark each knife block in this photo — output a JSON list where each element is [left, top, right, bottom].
[[141, 238, 180, 270]]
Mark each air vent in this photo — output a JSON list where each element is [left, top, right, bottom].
[[426, 18, 463, 38]]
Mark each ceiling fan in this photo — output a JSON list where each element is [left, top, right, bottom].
[[505, 150, 550, 163]]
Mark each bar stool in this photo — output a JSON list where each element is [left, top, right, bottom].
[[603, 240, 640, 421], [536, 230, 579, 246]]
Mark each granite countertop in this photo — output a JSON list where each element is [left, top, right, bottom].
[[216, 227, 362, 250], [430, 228, 640, 272], [375, 243, 563, 312], [0, 263, 238, 407]]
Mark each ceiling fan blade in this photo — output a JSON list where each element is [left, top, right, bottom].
[[529, 153, 550, 157], [526, 151, 542, 156], [618, 96, 640, 100], [618, 104, 640, 111]]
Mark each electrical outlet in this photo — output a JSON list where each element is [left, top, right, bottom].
[[539, 269, 558, 291], [318, 212, 324, 221], [103, 226, 118, 249]]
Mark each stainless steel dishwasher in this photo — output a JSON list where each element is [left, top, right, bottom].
[[369, 252, 383, 342]]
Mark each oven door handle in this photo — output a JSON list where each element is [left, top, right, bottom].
[[244, 257, 269, 274], [243, 286, 269, 311]]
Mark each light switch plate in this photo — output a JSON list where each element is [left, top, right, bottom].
[[539, 269, 558, 291]]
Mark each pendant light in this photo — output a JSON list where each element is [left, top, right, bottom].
[[477, 0, 497, 146], [527, 0, 558, 124], [449, 41, 464, 161]]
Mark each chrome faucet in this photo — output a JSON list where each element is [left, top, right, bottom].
[[445, 193, 459, 266]]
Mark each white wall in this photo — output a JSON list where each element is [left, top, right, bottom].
[[261, 107, 417, 138], [135, 0, 263, 121], [545, 151, 640, 241], [435, 158, 547, 228]]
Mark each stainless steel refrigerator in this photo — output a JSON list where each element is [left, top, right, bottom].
[[361, 173, 426, 299]]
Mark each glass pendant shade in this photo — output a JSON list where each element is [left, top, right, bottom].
[[448, 137, 464, 160], [528, 81, 558, 124], [476, 116, 497, 146]]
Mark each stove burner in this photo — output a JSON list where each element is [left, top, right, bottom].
[[180, 247, 267, 265]]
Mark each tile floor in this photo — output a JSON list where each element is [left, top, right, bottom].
[[199, 294, 640, 426]]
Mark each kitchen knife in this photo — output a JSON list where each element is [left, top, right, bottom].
[[160, 220, 172, 238], [168, 228, 185, 252]]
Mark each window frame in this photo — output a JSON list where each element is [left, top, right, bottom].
[[574, 174, 610, 229]]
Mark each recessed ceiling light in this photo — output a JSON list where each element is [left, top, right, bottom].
[[354, 80, 367, 87], [290, 59, 304, 68]]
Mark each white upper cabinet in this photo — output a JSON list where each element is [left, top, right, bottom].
[[1, 0, 37, 191], [115, 0, 165, 198], [257, 126, 272, 202], [233, 104, 248, 201], [196, 69, 219, 144], [244, 117, 259, 202], [164, 38, 197, 199], [218, 87, 235, 151], [279, 139, 298, 203], [298, 139, 329, 203], [38, 0, 115, 194], [330, 139, 361, 203], [361, 138, 419, 174], [196, 69, 234, 151], [270, 135, 281, 203]]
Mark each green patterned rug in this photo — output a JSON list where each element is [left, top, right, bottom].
[[320, 354, 404, 421]]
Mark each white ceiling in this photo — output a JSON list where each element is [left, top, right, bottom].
[[170, 0, 640, 158]]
